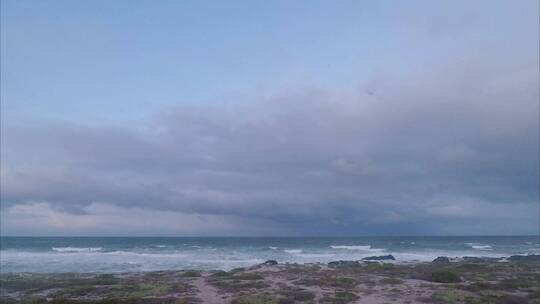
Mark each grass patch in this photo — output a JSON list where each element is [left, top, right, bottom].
[[231, 296, 280, 304], [320, 291, 359, 304], [379, 277, 403, 285], [232, 273, 263, 280], [430, 269, 461, 283], [210, 270, 232, 278], [181, 271, 201, 278], [279, 288, 315, 302], [294, 276, 356, 288]]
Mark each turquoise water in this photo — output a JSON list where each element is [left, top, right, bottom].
[[1, 236, 538, 273]]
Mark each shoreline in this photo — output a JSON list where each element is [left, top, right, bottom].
[[1, 255, 539, 304], [3, 236, 538, 274], [1, 252, 538, 274]]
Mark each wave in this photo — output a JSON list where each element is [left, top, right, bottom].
[[330, 245, 379, 251], [472, 245, 492, 250], [331, 245, 370, 250], [284, 249, 302, 254], [52, 247, 103, 253], [51, 248, 190, 258], [296, 253, 336, 258], [102, 251, 189, 258], [466, 243, 492, 250], [1, 237, 535, 273]]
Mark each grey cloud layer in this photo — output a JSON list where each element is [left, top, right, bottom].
[[1, 60, 539, 235]]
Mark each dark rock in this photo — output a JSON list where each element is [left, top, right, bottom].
[[362, 255, 395, 261], [507, 254, 540, 262], [328, 260, 360, 268], [262, 260, 278, 266], [432, 256, 450, 263]]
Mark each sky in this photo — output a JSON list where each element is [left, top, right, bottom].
[[1, 0, 539, 236]]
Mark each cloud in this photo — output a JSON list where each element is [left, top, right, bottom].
[[1, 58, 538, 236], [0, 202, 285, 236]]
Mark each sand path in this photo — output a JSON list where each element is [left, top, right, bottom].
[[193, 276, 227, 304]]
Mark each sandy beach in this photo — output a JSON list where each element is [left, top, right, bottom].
[[1, 256, 539, 304]]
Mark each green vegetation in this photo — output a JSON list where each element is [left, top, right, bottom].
[[294, 276, 356, 288], [207, 270, 267, 292], [320, 291, 359, 304], [231, 296, 280, 304], [210, 270, 232, 277], [430, 269, 461, 283], [379, 277, 403, 285], [181, 271, 201, 278], [278, 288, 315, 302], [2, 260, 539, 303], [231, 273, 263, 280]]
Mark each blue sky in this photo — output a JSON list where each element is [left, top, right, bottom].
[[1, 0, 539, 236]]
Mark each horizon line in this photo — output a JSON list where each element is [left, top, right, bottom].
[[1, 235, 539, 238]]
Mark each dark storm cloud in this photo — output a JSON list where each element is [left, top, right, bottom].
[[1, 60, 538, 235]]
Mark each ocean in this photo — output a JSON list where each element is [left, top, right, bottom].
[[1, 236, 538, 273]]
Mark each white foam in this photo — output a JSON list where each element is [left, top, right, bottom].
[[52, 247, 103, 253], [392, 252, 439, 262], [466, 243, 492, 250], [472, 245, 492, 250], [296, 253, 336, 258], [1, 238, 536, 273], [103, 251, 189, 258], [330, 245, 383, 252], [284, 249, 302, 254], [331, 245, 370, 250]]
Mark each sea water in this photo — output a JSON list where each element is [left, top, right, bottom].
[[1, 236, 538, 273]]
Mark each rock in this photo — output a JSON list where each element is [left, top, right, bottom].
[[328, 260, 360, 268], [432, 256, 450, 263], [248, 259, 278, 270], [507, 254, 540, 262], [362, 255, 395, 261]]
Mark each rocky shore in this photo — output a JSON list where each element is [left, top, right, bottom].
[[1, 255, 539, 304]]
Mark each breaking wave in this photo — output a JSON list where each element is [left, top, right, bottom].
[[52, 247, 103, 253], [1, 236, 537, 273], [284, 249, 303, 254], [330, 245, 385, 253], [331, 245, 372, 250], [466, 243, 493, 250]]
